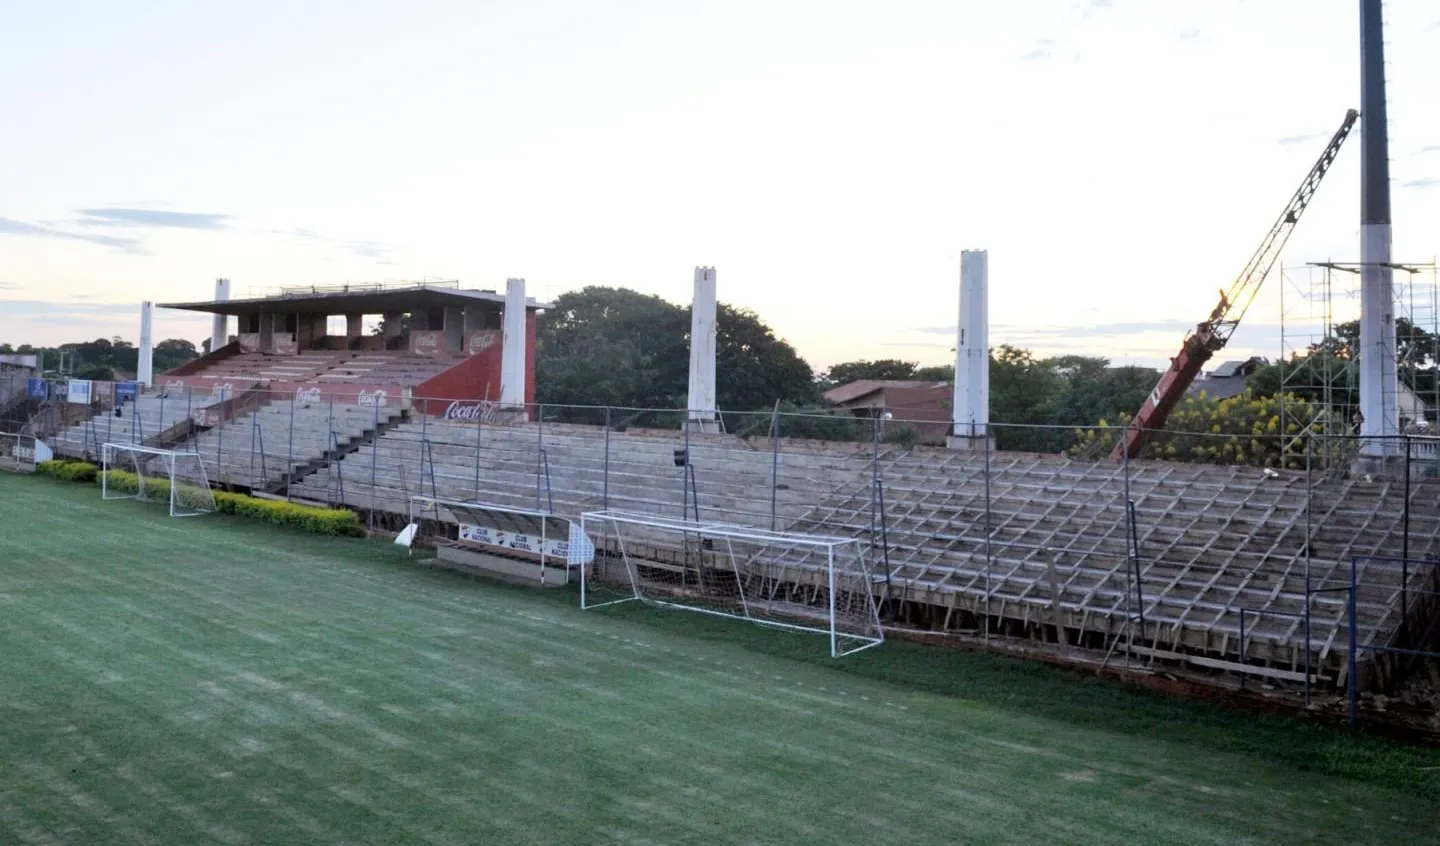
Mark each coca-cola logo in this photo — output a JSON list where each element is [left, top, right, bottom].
[[467, 331, 500, 353], [295, 386, 322, 403], [412, 331, 441, 355], [444, 400, 496, 421], [357, 389, 388, 407], [212, 382, 234, 399]]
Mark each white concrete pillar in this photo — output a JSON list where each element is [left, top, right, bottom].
[[211, 278, 231, 353], [1358, 232, 1398, 456], [948, 250, 989, 449], [500, 278, 528, 410], [345, 314, 364, 339], [687, 266, 718, 431], [138, 301, 155, 387]]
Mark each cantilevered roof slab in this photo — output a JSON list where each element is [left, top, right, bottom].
[[158, 283, 549, 317]]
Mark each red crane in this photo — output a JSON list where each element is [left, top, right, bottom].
[[1111, 108, 1360, 462]]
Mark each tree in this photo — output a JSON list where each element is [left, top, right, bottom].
[[716, 305, 821, 411], [534, 286, 819, 416], [1068, 390, 1333, 469], [989, 345, 1066, 451]]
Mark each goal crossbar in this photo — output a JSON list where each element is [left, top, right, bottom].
[[579, 509, 884, 657], [583, 509, 857, 549]]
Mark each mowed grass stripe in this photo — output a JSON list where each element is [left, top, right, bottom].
[[0, 474, 1434, 845]]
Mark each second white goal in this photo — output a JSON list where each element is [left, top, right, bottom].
[[579, 509, 884, 657], [102, 442, 217, 517]]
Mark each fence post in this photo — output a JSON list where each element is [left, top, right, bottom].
[[983, 425, 993, 645], [536, 404, 545, 511], [285, 391, 296, 502], [1347, 557, 1359, 730], [473, 401, 483, 500], [369, 398, 378, 529], [1402, 435, 1412, 633], [1238, 609, 1247, 690], [1304, 435, 1314, 706], [770, 403, 780, 532]]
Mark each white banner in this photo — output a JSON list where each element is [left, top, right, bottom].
[[67, 379, 93, 405], [457, 522, 594, 564]]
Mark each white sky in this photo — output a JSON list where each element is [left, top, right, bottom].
[[1, 0, 1437, 370]]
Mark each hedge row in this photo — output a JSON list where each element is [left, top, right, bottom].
[[37, 459, 98, 482], [37, 460, 364, 537]]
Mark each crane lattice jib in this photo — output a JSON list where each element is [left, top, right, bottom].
[[1111, 108, 1359, 462], [1207, 108, 1359, 349]]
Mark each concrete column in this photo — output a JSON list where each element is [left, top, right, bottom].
[[687, 266, 719, 432], [381, 312, 403, 339], [947, 250, 990, 450], [211, 278, 231, 353], [1358, 0, 1397, 459], [500, 278, 528, 411], [138, 301, 154, 386], [443, 306, 464, 354], [409, 310, 430, 332], [258, 310, 274, 350], [346, 314, 363, 339]]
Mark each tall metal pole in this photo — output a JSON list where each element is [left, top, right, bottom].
[[603, 406, 611, 511]]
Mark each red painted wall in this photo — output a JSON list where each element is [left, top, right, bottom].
[[413, 311, 538, 415]]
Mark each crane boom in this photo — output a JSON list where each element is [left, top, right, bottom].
[[1111, 108, 1359, 462]]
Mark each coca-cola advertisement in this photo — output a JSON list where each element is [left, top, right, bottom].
[[410, 330, 443, 357], [272, 333, 298, 355], [238, 333, 261, 353], [266, 382, 402, 408], [440, 400, 498, 421], [466, 330, 500, 355]]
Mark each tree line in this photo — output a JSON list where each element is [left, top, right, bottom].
[[0, 337, 199, 382]]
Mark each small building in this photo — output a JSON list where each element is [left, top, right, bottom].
[[1188, 356, 1268, 400], [823, 379, 952, 443]]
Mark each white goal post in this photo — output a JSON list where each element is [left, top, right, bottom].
[[579, 509, 885, 657], [101, 442, 217, 517]]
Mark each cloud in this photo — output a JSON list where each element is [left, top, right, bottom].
[[76, 208, 230, 230], [1415, 145, 1440, 156], [1277, 133, 1322, 147], [1403, 177, 1440, 190], [0, 217, 143, 252], [269, 227, 396, 264], [1020, 39, 1056, 62]]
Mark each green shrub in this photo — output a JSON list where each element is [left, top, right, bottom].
[[37, 459, 99, 482], [213, 491, 364, 537], [91, 468, 364, 538]]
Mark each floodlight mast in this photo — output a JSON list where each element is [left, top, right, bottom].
[[1111, 108, 1359, 462]]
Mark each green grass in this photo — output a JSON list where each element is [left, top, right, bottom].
[[0, 473, 1436, 845]]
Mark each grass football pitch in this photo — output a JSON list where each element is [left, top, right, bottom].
[[0, 473, 1436, 845]]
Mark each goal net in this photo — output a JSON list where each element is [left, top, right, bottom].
[[102, 442, 217, 517], [579, 509, 884, 657]]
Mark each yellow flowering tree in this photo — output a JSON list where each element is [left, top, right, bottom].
[[1067, 390, 1335, 468]]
